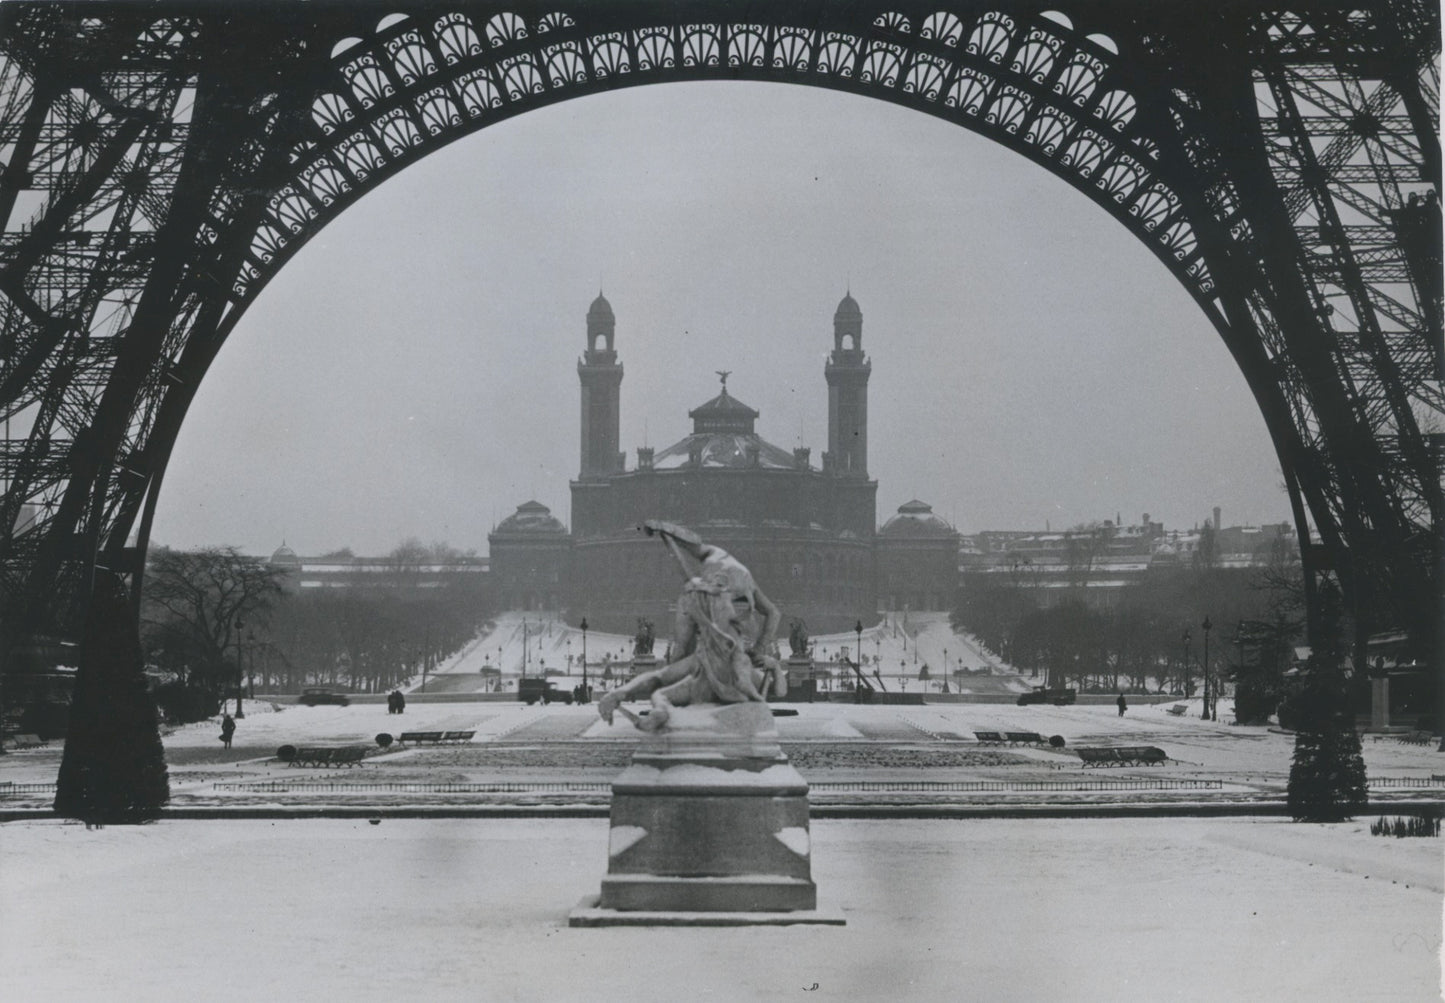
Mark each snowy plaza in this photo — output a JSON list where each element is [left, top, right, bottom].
[[1, 813, 1440, 1003], [3, 680, 1443, 1001]]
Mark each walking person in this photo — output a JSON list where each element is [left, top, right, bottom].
[[1116, 693, 1128, 717], [220, 712, 236, 749]]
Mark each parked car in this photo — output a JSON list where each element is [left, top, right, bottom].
[[1016, 686, 1077, 706], [299, 687, 350, 707]]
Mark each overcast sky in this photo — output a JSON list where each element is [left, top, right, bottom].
[[151, 81, 1292, 558]]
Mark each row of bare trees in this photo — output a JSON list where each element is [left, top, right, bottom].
[[139, 539, 492, 716], [952, 536, 1304, 704]]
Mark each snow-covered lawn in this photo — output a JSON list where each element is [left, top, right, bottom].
[[3, 697, 1441, 803], [0, 815, 1438, 1002]]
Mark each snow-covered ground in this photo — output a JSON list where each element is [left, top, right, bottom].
[[4, 683, 1442, 999], [427, 610, 1020, 695], [3, 695, 1441, 811], [0, 815, 1439, 1002]]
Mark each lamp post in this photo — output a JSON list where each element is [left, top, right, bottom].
[[234, 617, 245, 719], [942, 647, 949, 694], [1201, 616, 1213, 720], [521, 618, 528, 680], [854, 619, 863, 690], [246, 628, 256, 698], [1235, 619, 1245, 717], [1181, 629, 1192, 699], [580, 618, 589, 704]]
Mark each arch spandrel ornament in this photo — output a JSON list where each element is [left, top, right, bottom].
[[0, 1, 1439, 666]]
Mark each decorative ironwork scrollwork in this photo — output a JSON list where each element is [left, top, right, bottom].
[[945, 68, 991, 114], [341, 52, 395, 109], [859, 40, 904, 86], [874, 12, 910, 34], [484, 12, 527, 49], [434, 13, 482, 64], [455, 67, 503, 114], [772, 26, 813, 71], [416, 87, 463, 134], [967, 11, 1016, 64], [681, 24, 721, 68], [634, 26, 676, 71], [727, 24, 766, 68], [985, 84, 1031, 133], [816, 32, 859, 76], [1054, 50, 1105, 105], [498, 54, 546, 99], [543, 43, 587, 87], [588, 32, 631, 77], [920, 11, 965, 46], [902, 52, 949, 100], [1013, 28, 1063, 83], [385, 30, 437, 87]]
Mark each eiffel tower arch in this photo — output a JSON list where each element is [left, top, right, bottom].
[[0, 2, 1439, 677]]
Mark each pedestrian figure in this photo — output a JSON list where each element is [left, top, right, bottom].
[[220, 712, 236, 748], [395, 690, 405, 714], [1116, 693, 1127, 717]]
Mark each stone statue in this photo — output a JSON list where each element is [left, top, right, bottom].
[[633, 618, 655, 656], [598, 520, 786, 731], [788, 618, 809, 658]]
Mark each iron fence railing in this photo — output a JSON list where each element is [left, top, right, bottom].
[[209, 779, 1228, 794]]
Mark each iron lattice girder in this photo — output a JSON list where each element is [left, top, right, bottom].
[[0, 0, 1438, 651], [1252, 28, 1441, 568]]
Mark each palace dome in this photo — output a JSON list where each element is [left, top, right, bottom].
[[652, 382, 796, 470], [835, 292, 862, 320], [269, 543, 301, 568], [880, 499, 955, 538], [495, 500, 567, 535]]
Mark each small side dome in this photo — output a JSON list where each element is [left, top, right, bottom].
[[494, 500, 568, 535], [880, 499, 956, 538], [269, 543, 301, 568]]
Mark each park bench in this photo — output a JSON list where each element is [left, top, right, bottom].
[[1004, 731, 1047, 746], [1165, 704, 1188, 716], [397, 731, 445, 746], [973, 731, 1006, 745], [1077, 745, 1168, 767], [1114, 746, 1168, 765], [286, 745, 370, 767], [440, 730, 475, 743], [5, 733, 47, 749]]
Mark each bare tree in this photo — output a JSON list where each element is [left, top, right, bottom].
[[1064, 523, 1106, 591], [141, 546, 286, 698]]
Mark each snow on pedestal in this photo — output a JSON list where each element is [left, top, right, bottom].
[[570, 701, 844, 926]]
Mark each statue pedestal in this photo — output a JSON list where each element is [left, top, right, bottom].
[[627, 653, 658, 679], [569, 702, 843, 926], [785, 655, 817, 701]]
